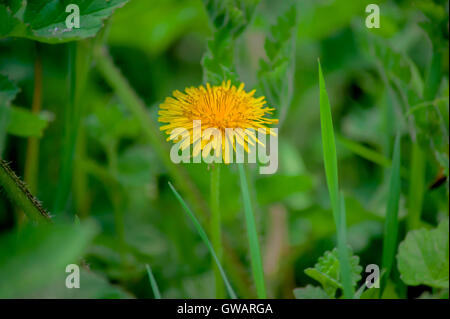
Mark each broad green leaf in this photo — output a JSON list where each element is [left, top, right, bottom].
[[146, 264, 161, 299], [0, 221, 98, 298], [6, 106, 50, 138], [397, 219, 449, 288], [0, 0, 129, 43], [293, 285, 329, 299], [305, 247, 362, 298]]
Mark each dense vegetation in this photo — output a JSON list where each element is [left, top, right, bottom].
[[0, 0, 448, 299]]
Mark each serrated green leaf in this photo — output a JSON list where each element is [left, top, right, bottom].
[[201, 0, 259, 84], [258, 4, 296, 124], [0, 0, 129, 43], [293, 285, 329, 299], [397, 219, 449, 288], [305, 247, 363, 298]]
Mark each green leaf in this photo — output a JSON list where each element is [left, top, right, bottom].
[[304, 247, 362, 298], [258, 4, 296, 124], [293, 285, 329, 299], [0, 0, 129, 43], [201, 0, 259, 84], [397, 219, 449, 288], [238, 163, 266, 299], [381, 134, 401, 284], [6, 106, 50, 138], [318, 60, 354, 298], [146, 264, 162, 299], [0, 220, 98, 298]]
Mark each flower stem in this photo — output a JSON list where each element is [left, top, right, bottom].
[[210, 164, 224, 298], [238, 163, 266, 298]]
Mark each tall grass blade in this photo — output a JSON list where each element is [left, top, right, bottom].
[[168, 182, 237, 299], [337, 194, 354, 298], [238, 163, 266, 299], [145, 264, 161, 299], [337, 135, 391, 168], [381, 134, 401, 289], [318, 60, 353, 298]]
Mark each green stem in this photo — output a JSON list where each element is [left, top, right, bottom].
[[0, 160, 51, 223], [210, 164, 224, 298], [238, 163, 266, 298], [94, 46, 209, 220]]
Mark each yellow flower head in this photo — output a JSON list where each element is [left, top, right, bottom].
[[158, 80, 278, 163]]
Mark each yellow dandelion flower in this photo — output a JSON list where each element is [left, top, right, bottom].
[[158, 80, 278, 163]]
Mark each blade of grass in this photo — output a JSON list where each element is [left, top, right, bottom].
[[381, 134, 401, 292], [145, 264, 161, 299], [168, 181, 237, 299], [337, 193, 353, 298], [238, 163, 266, 299], [318, 60, 353, 298], [337, 135, 391, 168], [337, 135, 408, 177]]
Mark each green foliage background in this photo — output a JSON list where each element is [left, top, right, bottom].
[[0, 0, 448, 299]]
